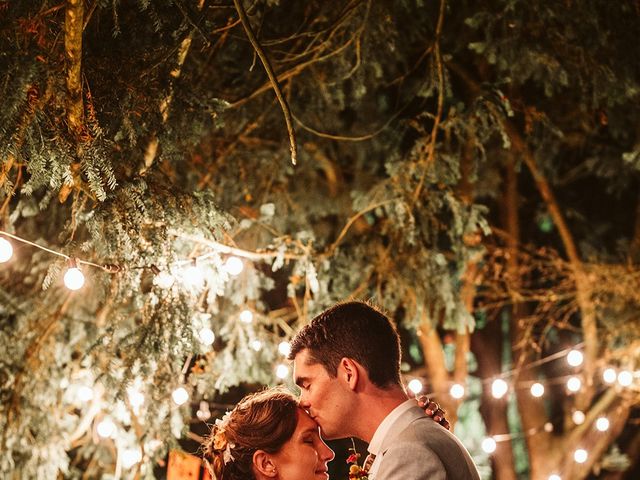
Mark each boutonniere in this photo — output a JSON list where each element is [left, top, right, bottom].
[[346, 442, 369, 479]]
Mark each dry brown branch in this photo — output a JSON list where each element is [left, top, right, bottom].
[[64, 0, 84, 134], [232, 0, 297, 165]]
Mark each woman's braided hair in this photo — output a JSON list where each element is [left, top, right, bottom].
[[202, 387, 299, 480]]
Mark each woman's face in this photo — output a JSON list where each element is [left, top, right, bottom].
[[270, 408, 335, 480]]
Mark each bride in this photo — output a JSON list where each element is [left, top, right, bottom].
[[202, 387, 447, 480]]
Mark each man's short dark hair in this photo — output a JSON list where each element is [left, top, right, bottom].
[[288, 300, 402, 388]]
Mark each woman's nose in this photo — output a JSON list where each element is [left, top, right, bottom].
[[320, 442, 335, 462]]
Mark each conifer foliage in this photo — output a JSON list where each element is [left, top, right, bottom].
[[1, 1, 639, 478]]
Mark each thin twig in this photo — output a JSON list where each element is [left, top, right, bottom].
[[232, 0, 298, 165]]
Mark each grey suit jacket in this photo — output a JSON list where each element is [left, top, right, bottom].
[[372, 405, 481, 480]]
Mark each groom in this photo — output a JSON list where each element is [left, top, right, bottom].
[[289, 300, 480, 480]]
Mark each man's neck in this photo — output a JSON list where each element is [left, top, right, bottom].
[[353, 386, 408, 443]]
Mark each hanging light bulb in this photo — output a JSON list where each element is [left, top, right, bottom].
[[450, 383, 465, 399], [481, 437, 497, 454], [573, 449, 588, 464], [276, 364, 289, 379], [198, 327, 215, 346], [240, 309, 254, 323], [544, 422, 554, 433], [567, 350, 584, 367], [278, 341, 291, 356], [121, 448, 143, 469], [602, 368, 617, 384], [0, 237, 13, 263], [197, 401, 212, 421], [97, 418, 116, 438], [530, 382, 545, 398], [154, 270, 175, 289], [182, 259, 204, 289], [617, 370, 633, 387], [491, 378, 509, 399], [572, 410, 585, 425], [566, 376, 582, 393], [251, 339, 263, 351], [77, 385, 94, 402], [408, 379, 423, 395], [224, 256, 244, 276], [596, 417, 610, 432], [64, 259, 85, 290], [172, 387, 189, 406]]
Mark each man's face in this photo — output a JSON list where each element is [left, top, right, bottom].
[[293, 348, 354, 440]]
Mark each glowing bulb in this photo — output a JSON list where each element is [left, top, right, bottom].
[[450, 383, 465, 399], [275, 364, 289, 379], [64, 267, 85, 290], [408, 379, 423, 395], [121, 448, 142, 469], [224, 256, 244, 276], [172, 387, 189, 406], [251, 340, 263, 351], [574, 449, 588, 464], [481, 437, 497, 454], [154, 271, 175, 289], [567, 350, 584, 367], [544, 422, 554, 433], [566, 376, 582, 393], [603, 368, 617, 384], [198, 327, 215, 346], [548, 474, 561, 480], [572, 410, 585, 425], [596, 417, 610, 432], [197, 401, 211, 421], [278, 341, 291, 356], [77, 385, 94, 402], [97, 418, 116, 438], [491, 379, 508, 399], [240, 310, 253, 323], [530, 382, 545, 398], [183, 264, 204, 289], [617, 370, 633, 387], [127, 387, 144, 410], [0, 237, 13, 262]]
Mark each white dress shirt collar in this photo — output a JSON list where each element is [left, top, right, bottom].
[[368, 398, 415, 456]]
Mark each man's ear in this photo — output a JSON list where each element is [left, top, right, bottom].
[[339, 357, 360, 390], [253, 450, 278, 478]]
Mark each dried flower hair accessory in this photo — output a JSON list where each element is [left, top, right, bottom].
[[213, 410, 236, 464]]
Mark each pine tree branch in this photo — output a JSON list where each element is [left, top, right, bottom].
[[64, 0, 84, 134], [232, 0, 297, 165]]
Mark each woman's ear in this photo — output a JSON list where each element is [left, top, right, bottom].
[[253, 450, 278, 478], [339, 357, 360, 390]]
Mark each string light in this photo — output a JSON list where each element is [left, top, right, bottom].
[[77, 385, 95, 402], [64, 259, 85, 290], [596, 417, 610, 432], [566, 376, 582, 393], [548, 474, 561, 480], [0, 237, 13, 262], [182, 260, 205, 289], [97, 418, 116, 438], [154, 270, 175, 289], [240, 309, 254, 323], [603, 368, 617, 384], [574, 449, 588, 464], [617, 370, 633, 387], [127, 387, 145, 412], [567, 350, 584, 367], [275, 364, 289, 379], [572, 410, 585, 425], [481, 437, 497, 454], [251, 339, 263, 351], [197, 401, 211, 421], [530, 382, 545, 398], [172, 387, 189, 406], [408, 379, 423, 395], [450, 383, 465, 399], [121, 448, 143, 469], [491, 379, 509, 399], [198, 327, 215, 346], [224, 256, 244, 276], [278, 341, 291, 356]]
